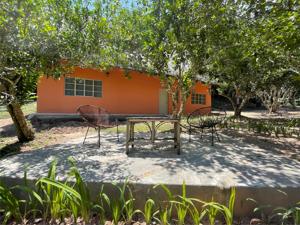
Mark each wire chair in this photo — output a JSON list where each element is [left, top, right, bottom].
[[187, 107, 226, 146], [77, 105, 119, 147]]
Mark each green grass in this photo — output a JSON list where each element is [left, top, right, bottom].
[[0, 102, 37, 120]]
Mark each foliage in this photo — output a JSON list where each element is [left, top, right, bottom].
[[0, 161, 300, 224], [187, 0, 300, 116], [100, 180, 140, 224], [122, 0, 204, 118], [257, 85, 295, 113], [143, 199, 158, 224], [0, 183, 22, 224], [0, 0, 122, 142], [273, 203, 300, 225], [248, 197, 300, 225], [2, 0, 300, 142], [225, 116, 300, 138], [203, 201, 221, 225], [36, 159, 81, 221], [188, 199, 206, 225], [252, 0, 300, 113], [215, 187, 236, 225], [68, 157, 93, 222]]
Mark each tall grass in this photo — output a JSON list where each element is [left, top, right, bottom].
[[0, 183, 22, 224], [143, 198, 158, 224], [68, 157, 92, 222], [100, 180, 140, 224]]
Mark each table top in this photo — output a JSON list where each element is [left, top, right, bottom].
[[127, 116, 179, 122]]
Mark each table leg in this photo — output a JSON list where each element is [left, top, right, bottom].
[[131, 122, 135, 149], [211, 126, 214, 146], [175, 122, 181, 155], [126, 121, 130, 154], [151, 121, 155, 144], [174, 122, 177, 149]]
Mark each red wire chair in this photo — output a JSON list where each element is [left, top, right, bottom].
[[77, 105, 119, 147]]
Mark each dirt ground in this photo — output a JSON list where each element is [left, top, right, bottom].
[[0, 118, 87, 156]]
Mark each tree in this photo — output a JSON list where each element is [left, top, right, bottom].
[[252, 0, 300, 113], [0, 0, 63, 142], [195, 1, 259, 117], [190, 0, 300, 116], [0, 0, 117, 142], [122, 0, 207, 118], [257, 85, 295, 113]]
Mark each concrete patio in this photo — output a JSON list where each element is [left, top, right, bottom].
[[0, 130, 299, 187], [0, 130, 300, 216]]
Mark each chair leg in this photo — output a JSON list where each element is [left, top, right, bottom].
[[211, 126, 214, 146], [98, 127, 101, 147], [200, 128, 203, 139], [117, 124, 119, 142], [214, 126, 221, 142], [83, 127, 90, 145], [188, 126, 191, 142]]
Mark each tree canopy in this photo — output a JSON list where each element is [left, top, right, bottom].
[[0, 0, 122, 141], [1, 0, 299, 142]]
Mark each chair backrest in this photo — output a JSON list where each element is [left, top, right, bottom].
[[77, 105, 110, 127]]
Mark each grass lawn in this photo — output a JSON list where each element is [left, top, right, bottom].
[[0, 101, 37, 119]]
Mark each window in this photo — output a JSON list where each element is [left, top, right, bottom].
[[64, 77, 102, 98], [94, 80, 102, 97], [191, 93, 206, 104], [65, 78, 75, 96]]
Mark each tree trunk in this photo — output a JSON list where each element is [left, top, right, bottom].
[[220, 93, 250, 117], [289, 94, 297, 109], [7, 101, 35, 142], [234, 107, 242, 117]]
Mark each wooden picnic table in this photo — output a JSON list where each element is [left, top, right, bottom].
[[125, 116, 181, 155]]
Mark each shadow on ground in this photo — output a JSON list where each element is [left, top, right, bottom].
[[0, 130, 299, 188], [0, 141, 22, 158]]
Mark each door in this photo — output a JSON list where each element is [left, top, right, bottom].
[[159, 89, 168, 115]]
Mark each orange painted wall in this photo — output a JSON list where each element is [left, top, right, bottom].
[[37, 67, 211, 114], [185, 83, 211, 113]]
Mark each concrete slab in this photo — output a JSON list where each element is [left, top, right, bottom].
[[0, 131, 299, 216], [0, 131, 299, 188]]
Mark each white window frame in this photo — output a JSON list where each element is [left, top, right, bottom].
[[64, 77, 102, 98], [191, 93, 206, 105]]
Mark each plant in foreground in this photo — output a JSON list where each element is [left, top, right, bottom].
[[123, 182, 141, 223], [172, 182, 189, 225], [68, 157, 93, 222], [217, 187, 236, 225], [37, 159, 70, 221], [0, 183, 22, 224], [157, 204, 173, 225], [273, 202, 300, 225], [201, 187, 236, 225], [153, 184, 174, 225], [188, 200, 207, 225], [100, 180, 139, 224], [143, 198, 158, 224], [1, 160, 300, 225], [203, 201, 221, 225], [0, 169, 43, 225]]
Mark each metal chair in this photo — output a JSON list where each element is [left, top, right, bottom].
[[187, 107, 226, 146], [77, 105, 119, 147]]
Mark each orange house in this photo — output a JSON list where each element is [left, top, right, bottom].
[[37, 67, 211, 115]]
